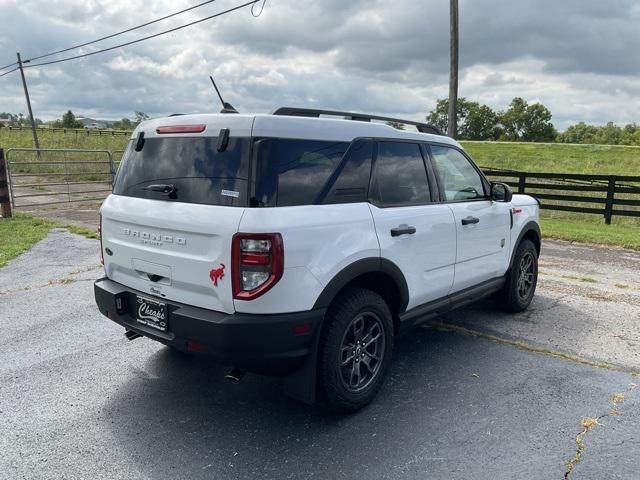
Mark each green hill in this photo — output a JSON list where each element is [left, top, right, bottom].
[[462, 141, 640, 175]]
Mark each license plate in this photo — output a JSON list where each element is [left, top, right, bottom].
[[136, 295, 168, 332]]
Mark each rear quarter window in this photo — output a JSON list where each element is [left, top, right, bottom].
[[252, 139, 350, 207], [318, 140, 374, 205]]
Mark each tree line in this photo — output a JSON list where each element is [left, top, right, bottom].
[[0, 110, 150, 130], [423, 97, 640, 146]]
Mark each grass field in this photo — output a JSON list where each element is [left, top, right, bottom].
[[461, 141, 640, 175], [0, 128, 130, 152], [540, 214, 639, 250]]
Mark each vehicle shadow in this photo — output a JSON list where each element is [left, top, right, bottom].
[[102, 311, 594, 480]]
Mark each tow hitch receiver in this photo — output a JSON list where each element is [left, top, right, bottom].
[[124, 330, 142, 341]]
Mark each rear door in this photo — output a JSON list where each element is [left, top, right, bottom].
[[368, 141, 456, 310], [428, 144, 511, 292], [101, 116, 254, 314]]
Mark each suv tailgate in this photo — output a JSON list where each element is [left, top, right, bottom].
[[101, 195, 243, 314]]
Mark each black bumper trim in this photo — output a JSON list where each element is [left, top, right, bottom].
[[94, 277, 325, 375]]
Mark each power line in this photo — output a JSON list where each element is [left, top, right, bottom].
[[0, 67, 18, 78], [23, 0, 221, 65], [0, 0, 266, 72], [0, 61, 18, 71], [24, 0, 261, 69], [251, 0, 267, 17]]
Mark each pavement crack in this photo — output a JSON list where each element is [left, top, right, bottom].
[[563, 382, 637, 479], [0, 265, 102, 295], [426, 322, 639, 375], [539, 278, 640, 306]]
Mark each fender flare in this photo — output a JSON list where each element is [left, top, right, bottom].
[[509, 221, 541, 270], [312, 257, 410, 313]]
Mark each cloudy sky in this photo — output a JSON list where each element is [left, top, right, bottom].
[[0, 0, 638, 129]]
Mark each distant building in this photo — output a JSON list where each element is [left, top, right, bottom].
[[76, 117, 116, 128], [77, 117, 107, 129]]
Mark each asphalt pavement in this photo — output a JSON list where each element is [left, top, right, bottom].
[[1, 230, 639, 480]]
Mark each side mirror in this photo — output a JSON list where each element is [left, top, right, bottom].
[[490, 182, 513, 203]]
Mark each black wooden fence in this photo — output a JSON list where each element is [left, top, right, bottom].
[[481, 168, 640, 224]]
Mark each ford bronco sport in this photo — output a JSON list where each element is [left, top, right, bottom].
[[95, 107, 540, 411]]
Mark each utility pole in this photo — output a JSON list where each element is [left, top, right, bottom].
[[16, 52, 40, 152], [447, 0, 459, 139]]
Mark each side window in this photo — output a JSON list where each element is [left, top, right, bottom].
[[430, 145, 486, 201], [371, 142, 430, 207], [253, 139, 349, 207], [319, 140, 373, 204]]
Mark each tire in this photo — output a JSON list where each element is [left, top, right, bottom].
[[318, 288, 394, 412], [498, 239, 538, 312]]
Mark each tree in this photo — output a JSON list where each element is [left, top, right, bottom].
[[465, 103, 500, 140], [54, 110, 84, 128], [620, 124, 640, 146], [114, 117, 133, 130], [594, 122, 622, 145], [499, 97, 528, 140], [133, 111, 150, 126], [558, 122, 639, 146], [557, 122, 599, 144], [386, 121, 405, 130], [427, 98, 499, 140], [500, 98, 556, 142], [426, 98, 454, 133]]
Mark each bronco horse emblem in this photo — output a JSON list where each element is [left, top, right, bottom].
[[209, 264, 226, 287]]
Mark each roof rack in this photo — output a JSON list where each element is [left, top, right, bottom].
[[272, 107, 442, 135]]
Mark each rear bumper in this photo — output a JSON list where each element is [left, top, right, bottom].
[[94, 278, 325, 375]]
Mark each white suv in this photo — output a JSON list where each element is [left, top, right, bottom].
[[95, 107, 540, 411]]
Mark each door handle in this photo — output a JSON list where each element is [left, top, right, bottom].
[[461, 216, 480, 225], [390, 225, 416, 237]]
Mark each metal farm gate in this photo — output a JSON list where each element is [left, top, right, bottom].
[[4, 148, 118, 209]]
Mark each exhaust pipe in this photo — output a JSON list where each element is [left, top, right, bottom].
[[124, 330, 142, 341], [225, 368, 246, 384]]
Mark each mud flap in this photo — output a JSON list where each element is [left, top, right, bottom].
[[282, 320, 323, 405]]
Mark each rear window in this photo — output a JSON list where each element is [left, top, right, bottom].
[[113, 136, 251, 206], [252, 139, 350, 207]]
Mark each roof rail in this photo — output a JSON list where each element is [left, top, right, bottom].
[[272, 107, 443, 135]]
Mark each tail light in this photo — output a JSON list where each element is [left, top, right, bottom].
[[232, 233, 283, 300], [99, 214, 103, 265]]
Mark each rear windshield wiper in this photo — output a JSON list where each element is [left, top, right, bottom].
[[142, 184, 178, 199]]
